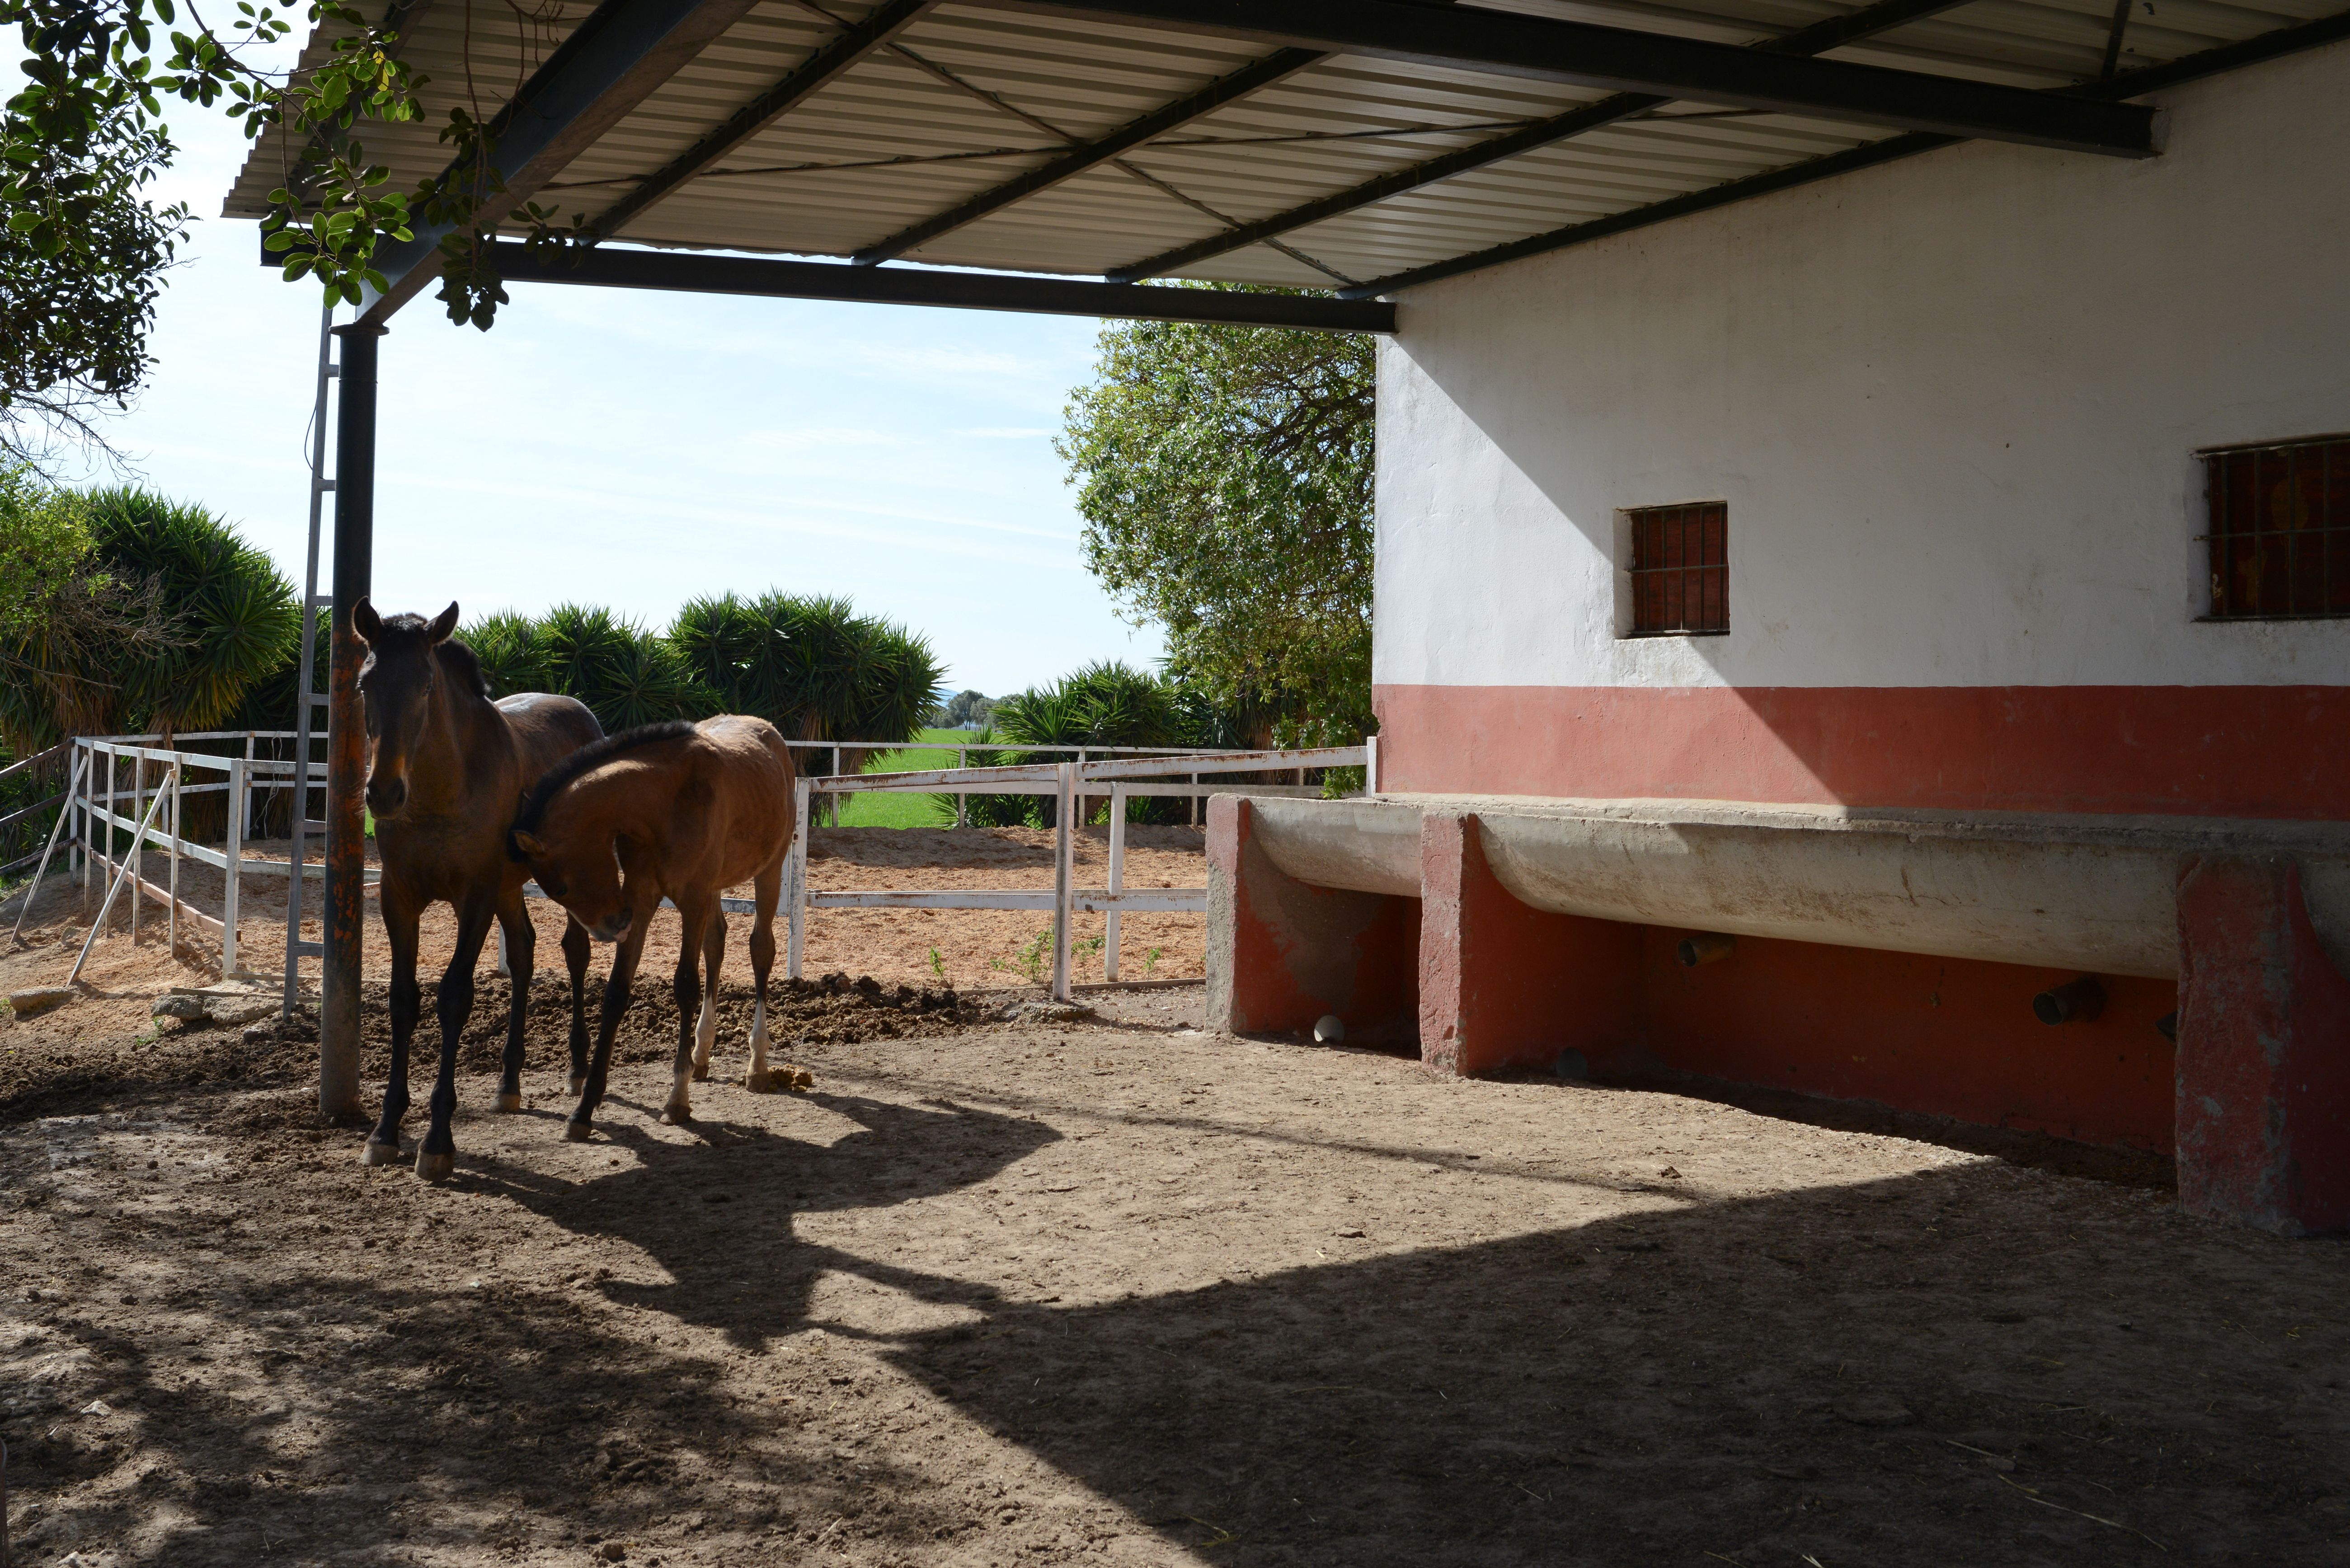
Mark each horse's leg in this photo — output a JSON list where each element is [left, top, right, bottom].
[[566, 912, 649, 1143], [745, 861, 782, 1093], [364, 890, 425, 1165], [493, 887, 536, 1114], [561, 915, 592, 1095], [662, 889, 717, 1126], [416, 891, 498, 1181], [691, 906, 725, 1082]]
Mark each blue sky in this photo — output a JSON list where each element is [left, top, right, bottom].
[[51, 68, 1166, 701]]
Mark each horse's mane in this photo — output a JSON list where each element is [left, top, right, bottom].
[[435, 636, 493, 700], [512, 719, 697, 842]]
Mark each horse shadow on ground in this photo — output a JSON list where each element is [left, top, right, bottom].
[[460, 1089, 1056, 1345]]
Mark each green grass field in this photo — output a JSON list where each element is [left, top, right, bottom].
[[828, 728, 984, 829]]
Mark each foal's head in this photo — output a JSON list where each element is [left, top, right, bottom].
[[509, 810, 631, 944], [352, 597, 464, 822]]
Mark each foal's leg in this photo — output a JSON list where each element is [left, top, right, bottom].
[[493, 887, 537, 1114], [561, 915, 593, 1094], [363, 891, 426, 1166], [662, 889, 719, 1126], [691, 906, 725, 1082], [416, 890, 498, 1182], [745, 860, 784, 1094], [566, 905, 651, 1142]]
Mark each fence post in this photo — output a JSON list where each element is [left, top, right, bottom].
[[7, 751, 86, 949], [222, 760, 244, 978], [66, 779, 174, 986], [129, 755, 143, 944], [1052, 762, 1073, 1002], [167, 762, 182, 957], [786, 777, 810, 982], [1105, 783, 1125, 982], [955, 746, 967, 829]]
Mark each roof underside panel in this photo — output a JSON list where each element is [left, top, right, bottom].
[[224, 0, 2342, 299]]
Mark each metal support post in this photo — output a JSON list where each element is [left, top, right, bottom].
[[1051, 762, 1073, 1002], [222, 760, 245, 978], [320, 321, 384, 1122]]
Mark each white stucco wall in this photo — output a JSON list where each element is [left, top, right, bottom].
[[1374, 41, 2350, 692]]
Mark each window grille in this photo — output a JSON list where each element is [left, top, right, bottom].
[[1626, 502, 1729, 635], [2202, 436, 2350, 621]]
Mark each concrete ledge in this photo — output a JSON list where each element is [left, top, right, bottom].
[[1241, 793, 2350, 979]]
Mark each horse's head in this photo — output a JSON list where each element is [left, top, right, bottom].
[[352, 597, 460, 822], [508, 819, 630, 944]]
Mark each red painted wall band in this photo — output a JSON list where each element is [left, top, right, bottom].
[[1373, 684, 2350, 820]]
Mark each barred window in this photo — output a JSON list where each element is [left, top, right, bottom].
[[1626, 502, 1729, 635], [2203, 436, 2350, 621]]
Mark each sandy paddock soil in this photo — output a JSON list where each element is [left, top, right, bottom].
[[5, 849, 2350, 1566]]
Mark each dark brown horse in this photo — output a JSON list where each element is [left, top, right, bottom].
[[508, 714, 803, 1139], [352, 599, 606, 1179]]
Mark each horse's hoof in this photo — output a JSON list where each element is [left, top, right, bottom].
[[691, 1066, 712, 1083], [494, 1092, 523, 1114], [744, 1068, 773, 1095], [660, 1104, 692, 1127], [360, 1139, 401, 1167], [562, 1120, 594, 1143], [414, 1150, 456, 1181]]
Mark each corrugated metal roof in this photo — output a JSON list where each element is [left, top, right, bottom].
[[225, 0, 2342, 296]]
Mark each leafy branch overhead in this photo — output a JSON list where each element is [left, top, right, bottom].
[[1, 0, 586, 456]]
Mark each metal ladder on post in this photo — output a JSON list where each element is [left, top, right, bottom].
[[282, 302, 338, 1023]]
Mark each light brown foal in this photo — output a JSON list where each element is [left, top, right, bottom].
[[508, 714, 804, 1137]]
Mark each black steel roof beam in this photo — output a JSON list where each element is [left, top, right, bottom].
[[356, 0, 764, 324], [1108, 0, 1971, 282], [1340, 6, 2350, 299], [849, 46, 1321, 264], [982, 0, 2153, 156], [475, 239, 1394, 329], [592, 0, 938, 239]]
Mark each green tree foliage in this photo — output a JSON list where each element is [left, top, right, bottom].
[[82, 485, 301, 735], [1059, 302, 1375, 747], [964, 661, 1206, 828], [457, 592, 946, 749], [531, 603, 704, 734], [2, 0, 592, 458], [0, 474, 291, 748]]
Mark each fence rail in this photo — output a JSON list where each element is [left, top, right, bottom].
[[13, 730, 1371, 1014]]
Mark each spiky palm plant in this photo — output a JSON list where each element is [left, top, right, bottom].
[[460, 609, 553, 699], [667, 593, 762, 713], [538, 603, 710, 732], [79, 486, 301, 739]]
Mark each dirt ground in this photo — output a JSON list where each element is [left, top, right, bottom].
[[5, 854, 2350, 1566]]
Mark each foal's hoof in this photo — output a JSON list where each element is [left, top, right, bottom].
[[743, 1067, 774, 1095], [562, 1120, 594, 1143], [568, 1073, 588, 1095], [691, 1065, 712, 1083], [660, 1103, 693, 1127], [414, 1149, 456, 1182], [493, 1092, 523, 1114], [360, 1139, 402, 1167]]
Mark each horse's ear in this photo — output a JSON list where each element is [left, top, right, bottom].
[[352, 596, 381, 643], [511, 829, 547, 860], [427, 601, 460, 643]]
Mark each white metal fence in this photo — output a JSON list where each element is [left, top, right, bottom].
[[783, 745, 1369, 1001], [11, 730, 1371, 1012]]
